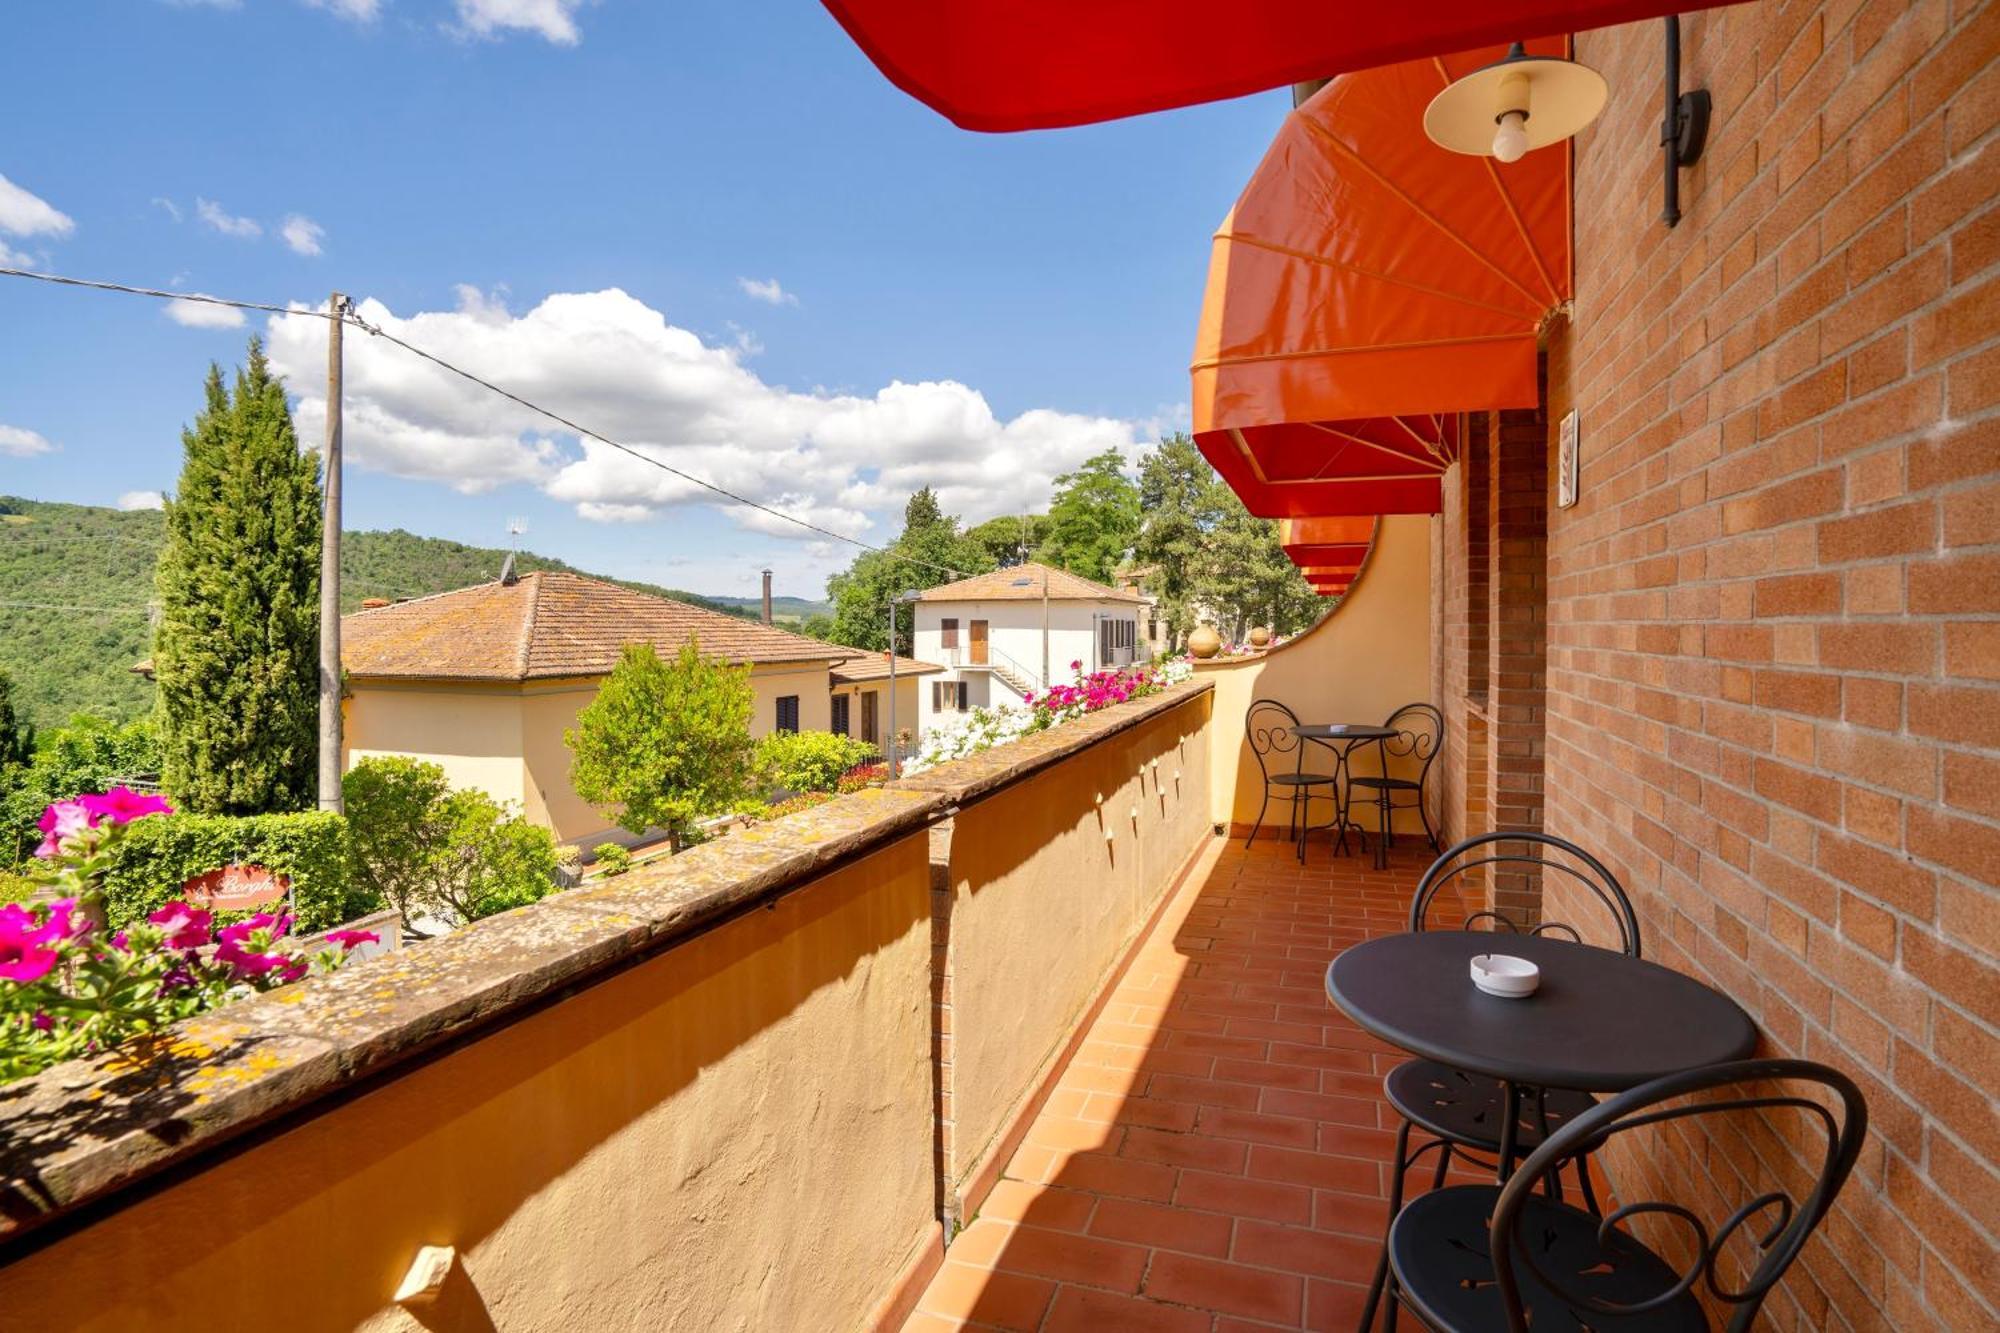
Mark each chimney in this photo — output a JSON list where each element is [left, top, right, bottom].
[[761, 569, 773, 625], [499, 551, 519, 585], [360, 597, 391, 609]]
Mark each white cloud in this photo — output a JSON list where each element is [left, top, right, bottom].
[[454, 0, 589, 45], [0, 239, 40, 268], [303, 0, 381, 18], [280, 214, 326, 256], [152, 196, 184, 222], [0, 424, 55, 458], [262, 287, 1145, 541], [196, 197, 261, 239], [117, 490, 166, 511], [166, 295, 247, 328], [737, 276, 798, 307], [0, 175, 74, 240]]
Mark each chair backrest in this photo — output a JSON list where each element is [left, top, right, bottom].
[[1491, 1059, 1869, 1333], [1380, 701, 1443, 786], [1410, 830, 1642, 957], [1245, 699, 1305, 784]]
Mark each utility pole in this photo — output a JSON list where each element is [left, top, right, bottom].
[[886, 595, 899, 779], [317, 292, 349, 814]]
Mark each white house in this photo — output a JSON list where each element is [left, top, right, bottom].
[[911, 562, 1151, 730]]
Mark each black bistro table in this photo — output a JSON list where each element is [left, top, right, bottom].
[[1326, 930, 1757, 1175], [1293, 723, 1397, 866]]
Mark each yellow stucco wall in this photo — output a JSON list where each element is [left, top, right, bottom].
[[833, 675, 924, 747], [1201, 514, 1436, 836], [942, 689, 1214, 1196], [0, 837, 937, 1333], [346, 660, 837, 846]]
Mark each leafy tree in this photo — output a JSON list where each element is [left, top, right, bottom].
[[1132, 434, 1321, 644], [1134, 434, 1227, 647], [343, 755, 557, 931], [1035, 450, 1141, 583], [966, 514, 1047, 568], [826, 489, 993, 651], [754, 731, 874, 795], [0, 670, 32, 773], [567, 640, 756, 851], [795, 612, 837, 642], [152, 341, 323, 815]]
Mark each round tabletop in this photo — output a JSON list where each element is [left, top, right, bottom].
[[1296, 723, 1397, 741], [1325, 931, 1757, 1092]]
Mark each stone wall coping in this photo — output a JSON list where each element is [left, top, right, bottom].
[[0, 678, 1210, 1251]]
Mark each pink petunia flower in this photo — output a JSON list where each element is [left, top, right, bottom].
[[147, 901, 214, 951], [324, 929, 380, 952], [33, 800, 94, 858], [79, 787, 175, 826], [0, 905, 62, 983]]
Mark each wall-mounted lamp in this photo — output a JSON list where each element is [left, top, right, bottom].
[[1661, 17, 1712, 227], [1423, 43, 1607, 163]]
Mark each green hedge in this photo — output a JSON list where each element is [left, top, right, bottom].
[[101, 811, 374, 934]]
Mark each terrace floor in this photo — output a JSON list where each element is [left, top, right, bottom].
[[904, 832, 1475, 1332]]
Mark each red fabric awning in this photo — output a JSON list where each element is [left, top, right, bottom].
[[1192, 42, 1571, 518], [819, 1, 1725, 132], [1280, 516, 1376, 570], [1201, 415, 1463, 519]]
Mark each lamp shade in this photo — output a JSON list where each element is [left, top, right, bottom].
[[1424, 44, 1608, 157]]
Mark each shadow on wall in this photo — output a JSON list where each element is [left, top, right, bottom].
[[1199, 514, 1436, 838]]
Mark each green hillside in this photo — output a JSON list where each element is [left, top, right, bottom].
[[705, 593, 832, 623], [0, 495, 764, 732]]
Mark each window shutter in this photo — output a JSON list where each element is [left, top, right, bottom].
[[777, 695, 800, 733]]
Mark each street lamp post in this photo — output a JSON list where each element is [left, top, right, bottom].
[[886, 589, 922, 778]]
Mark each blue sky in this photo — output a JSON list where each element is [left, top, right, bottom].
[[0, 0, 1285, 600]]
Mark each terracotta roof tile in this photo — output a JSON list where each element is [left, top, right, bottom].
[[829, 653, 945, 685], [342, 571, 848, 681], [914, 561, 1146, 604]]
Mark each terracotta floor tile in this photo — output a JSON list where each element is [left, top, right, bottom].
[[903, 841, 1454, 1333], [915, 1263, 1054, 1329], [976, 1180, 1096, 1232], [1087, 1196, 1235, 1257], [1232, 1217, 1378, 1283], [988, 1224, 1150, 1292], [1144, 1251, 1306, 1325], [1041, 1286, 1212, 1333]]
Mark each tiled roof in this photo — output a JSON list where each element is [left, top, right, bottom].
[[830, 653, 946, 685], [342, 571, 848, 681], [915, 561, 1146, 604]]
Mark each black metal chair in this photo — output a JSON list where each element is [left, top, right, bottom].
[[1243, 699, 1340, 852], [1347, 702, 1443, 855], [1387, 1058, 1868, 1332], [1361, 832, 1643, 1331]]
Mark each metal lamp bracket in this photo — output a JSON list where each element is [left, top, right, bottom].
[[1661, 16, 1710, 228]]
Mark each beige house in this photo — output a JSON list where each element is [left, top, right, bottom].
[[828, 653, 942, 755], [341, 570, 849, 847]]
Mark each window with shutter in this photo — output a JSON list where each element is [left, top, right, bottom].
[[831, 694, 850, 735], [776, 695, 800, 733], [941, 618, 959, 649]]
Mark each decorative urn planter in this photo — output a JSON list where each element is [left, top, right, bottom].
[[1188, 625, 1223, 659], [1248, 626, 1272, 649]]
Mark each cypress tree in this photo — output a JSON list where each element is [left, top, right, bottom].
[[153, 339, 323, 814]]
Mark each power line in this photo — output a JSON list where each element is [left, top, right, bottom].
[[0, 265, 969, 582], [0, 266, 339, 322]]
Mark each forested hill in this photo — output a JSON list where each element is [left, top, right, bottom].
[[0, 495, 763, 731]]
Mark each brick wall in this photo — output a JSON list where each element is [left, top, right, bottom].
[[1532, 1, 1997, 1327], [1436, 415, 1493, 852], [1489, 395, 1553, 918]]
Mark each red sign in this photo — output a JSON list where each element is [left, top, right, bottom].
[[182, 863, 291, 912]]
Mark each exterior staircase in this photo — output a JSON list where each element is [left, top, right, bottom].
[[990, 662, 1037, 700]]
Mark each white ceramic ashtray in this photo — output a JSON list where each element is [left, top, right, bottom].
[[1470, 954, 1541, 999]]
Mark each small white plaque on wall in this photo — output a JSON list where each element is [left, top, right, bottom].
[[1557, 409, 1579, 509]]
